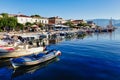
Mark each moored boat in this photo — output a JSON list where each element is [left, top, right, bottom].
[[0, 46, 45, 58], [10, 50, 61, 68], [12, 57, 59, 78]]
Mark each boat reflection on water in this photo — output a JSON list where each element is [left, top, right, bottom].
[[44, 32, 87, 45], [0, 58, 11, 68], [11, 57, 60, 78]]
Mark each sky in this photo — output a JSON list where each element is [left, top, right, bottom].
[[0, 0, 120, 20]]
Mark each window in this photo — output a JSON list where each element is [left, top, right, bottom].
[[21, 19, 23, 21], [42, 20, 44, 23], [45, 20, 47, 24]]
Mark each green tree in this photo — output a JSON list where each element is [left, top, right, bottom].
[[1, 13, 8, 17], [8, 17, 17, 30], [64, 21, 75, 28], [0, 14, 17, 31], [37, 22, 44, 27], [16, 23, 24, 30], [32, 22, 44, 29], [0, 16, 9, 31], [0, 18, 3, 31], [25, 22, 32, 27], [0, 18, 4, 27], [77, 23, 89, 28], [31, 15, 41, 18]]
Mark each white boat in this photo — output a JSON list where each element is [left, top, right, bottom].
[[10, 50, 61, 68], [12, 57, 59, 78], [0, 46, 45, 58]]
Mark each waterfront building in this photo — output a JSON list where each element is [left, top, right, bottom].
[[87, 21, 96, 28], [38, 18, 48, 24], [16, 15, 32, 24], [48, 16, 66, 25], [16, 15, 48, 24], [71, 20, 87, 26]]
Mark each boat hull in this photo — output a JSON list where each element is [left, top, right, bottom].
[[0, 47, 44, 58]]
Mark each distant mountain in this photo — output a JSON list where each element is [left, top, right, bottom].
[[87, 19, 120, 27]]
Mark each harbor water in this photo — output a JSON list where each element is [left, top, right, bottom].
[[0, 28, 120, 80]]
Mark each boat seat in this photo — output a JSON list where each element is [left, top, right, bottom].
[[21, 56, 37, 61], [45, 50, 56, 55], [32, 54, 45, 59]]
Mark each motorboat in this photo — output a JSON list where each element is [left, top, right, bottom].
[[10, 50, 61, 68], [0, 46, 45, 58], [0, 33, 46, 58]]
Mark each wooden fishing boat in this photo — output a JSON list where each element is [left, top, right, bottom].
[[10, 50, 61, 68]]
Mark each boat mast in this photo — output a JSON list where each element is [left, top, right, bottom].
[[109, 18, 113, 28]]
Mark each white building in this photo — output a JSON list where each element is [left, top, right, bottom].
[[16, 15, 31, 24], [0, 14, 49, 24], [16, 15, 48, 24]]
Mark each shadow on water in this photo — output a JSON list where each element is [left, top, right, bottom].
[[11, 57, 60, 79], [0, 58, 11, 68]]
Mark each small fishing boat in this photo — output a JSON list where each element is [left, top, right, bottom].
[[12, 58, 59, 78], [10, 50, 61, 68]]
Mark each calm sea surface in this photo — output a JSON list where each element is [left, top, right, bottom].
[[0, 28, 120, 80]]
